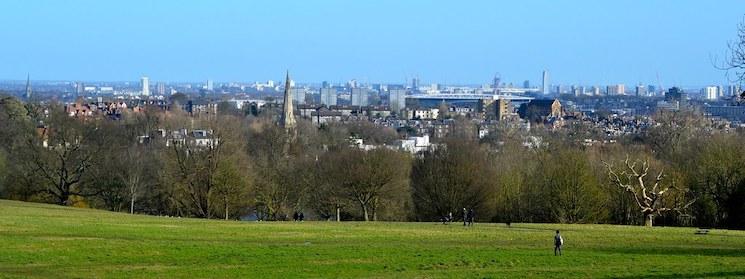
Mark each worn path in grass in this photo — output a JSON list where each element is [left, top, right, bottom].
[[1, 200, 744, 278]]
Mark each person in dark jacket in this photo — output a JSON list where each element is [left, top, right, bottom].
[[554, 230, 564, 256]]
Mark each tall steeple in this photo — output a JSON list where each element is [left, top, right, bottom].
[[25, 73, 32, 100], [281, 71, 296, 130]]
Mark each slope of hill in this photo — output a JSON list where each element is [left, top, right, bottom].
[[1, 199, 744, 278]]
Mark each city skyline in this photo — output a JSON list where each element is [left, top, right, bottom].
[[1, 1, 743, 86]]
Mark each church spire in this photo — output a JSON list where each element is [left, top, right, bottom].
[[281, 71, 296, 130], [25, 73, 32, 100]]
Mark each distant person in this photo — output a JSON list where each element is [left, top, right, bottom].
[[463, 208, 468, 226], [299, 212, 304, 222], [292, 212, 299, 222], [468, 209, 474, 226], [554, 230, 564, 256], [448, 212, 453, 224]]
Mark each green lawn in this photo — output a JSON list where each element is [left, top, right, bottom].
[[1, 200, 744, 278]]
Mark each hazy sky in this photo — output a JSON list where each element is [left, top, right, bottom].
[[1, 0, 743, 86]]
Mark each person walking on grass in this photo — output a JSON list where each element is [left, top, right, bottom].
[[463, 208, 467, 226], [554, 230, 564, 256]]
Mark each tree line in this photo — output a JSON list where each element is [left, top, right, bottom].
[[1, 96, 744, 228]]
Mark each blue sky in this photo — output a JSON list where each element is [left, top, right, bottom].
[[1, 0, 743, 86]]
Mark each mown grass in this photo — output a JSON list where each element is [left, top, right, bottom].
[[1, 199, 744, 278]]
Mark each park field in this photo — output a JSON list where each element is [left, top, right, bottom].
[[1, 200, 744, 278]]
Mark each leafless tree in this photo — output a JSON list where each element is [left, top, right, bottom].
[[212, 160, 248, 220], [411, 140, 493, 221], [23, 107, 102, 206], [120, 147, 147, 214], [312, 155, 349, 221], [723, 17, 745, 84], [604, 157, 694, 227], [325, 148, 409, 221], [167, 117, 238, 218]]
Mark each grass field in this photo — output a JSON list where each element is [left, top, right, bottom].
[[1, 200, 744, 278]]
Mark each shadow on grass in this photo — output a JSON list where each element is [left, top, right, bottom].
[[610, 270, 745, 279]]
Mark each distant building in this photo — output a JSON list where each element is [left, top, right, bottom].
[[494, 98, 511, 121], [518, 99, 562, 121], [394, 135, 431, 154], [635, 84, 647, 97], [75, 82, 84, 98], [542, 70, 549, 95], [718, 85, 725, 98], [428, 83, 439, 94], [703, 86, 718, 100], [191, 130, 218, 148], [665, 87, 686, 102], [606, 84, 625, 95], [523, 80, 530, 89], [64, 99, 100, 118], [207, 79, 213, 91], [571, 85, 584, 96], [311, 109, 342, 125], [157, 82, 166, 95], [347, 79, 358, 89], [647, 85, 657, 96], [432, 122, 450, 138], [727, 84, 741, 97], [292, 88, 307, 105], [351, 88, 368, 106], [389, 89, 407, 113], [297, 104, 321, 119], [406, 108, 439, 120], [705, 105, 745, 122], [141, 76, 150, 96], [184, 100, 218, 118], [591, 86, 601, 96], [320, 88, 337, 106]]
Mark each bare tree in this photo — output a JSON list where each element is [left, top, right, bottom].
[[411, 140, 493, 221], [212, 160, 248, 220], [542, 149, 606, 224], [327, 148, 409, 221], [604, 157, 693, 227], [22, 106, 102, 206], [313, 155, 349, 221], [721, 17, 745, 84], [121, 147, 147, 214], [644, 109, 707, 161], [166, 118, 230, 218]]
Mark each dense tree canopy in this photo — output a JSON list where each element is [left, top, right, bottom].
[[0, 95, 742, 228]]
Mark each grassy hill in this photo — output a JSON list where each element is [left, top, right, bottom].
[[1, 200, 744, 278]]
